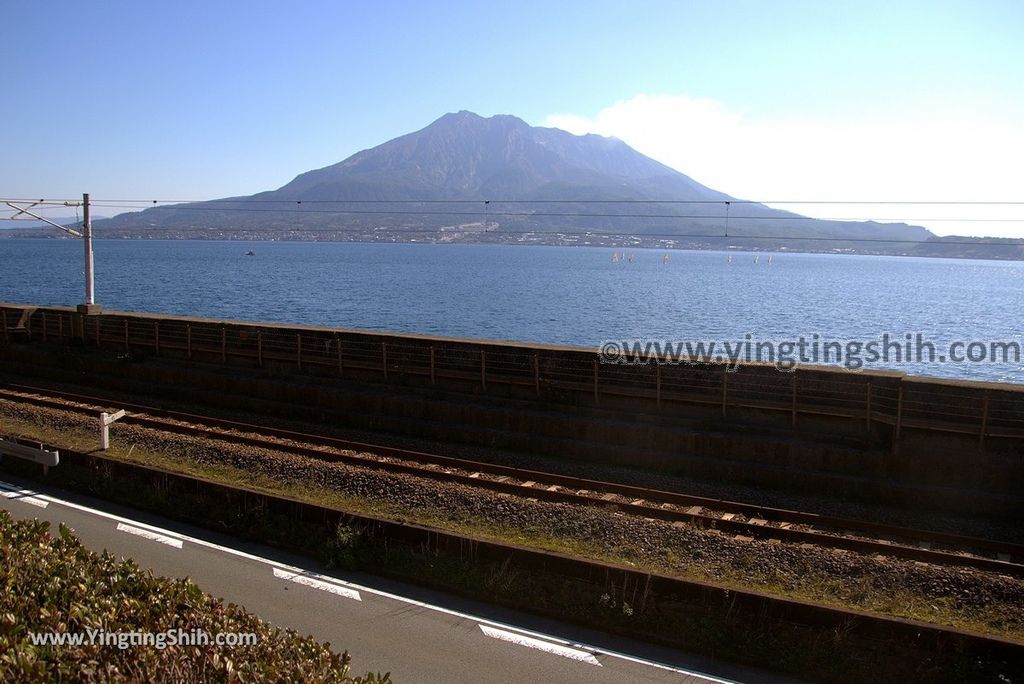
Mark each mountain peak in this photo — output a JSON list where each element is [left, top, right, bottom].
[[93, 110, 936, 252], [274, 110, 698, 201], [431, 110, 529, 129]]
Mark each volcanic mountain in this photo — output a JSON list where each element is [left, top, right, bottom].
[[94, 111, 934, 250]]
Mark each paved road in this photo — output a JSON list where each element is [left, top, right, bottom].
[[0, 475, 800, 683]]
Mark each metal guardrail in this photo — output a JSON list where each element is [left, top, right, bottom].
[[0, 439, 59, 470]]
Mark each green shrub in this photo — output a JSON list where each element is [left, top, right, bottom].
[[0, 511, 391, 683]]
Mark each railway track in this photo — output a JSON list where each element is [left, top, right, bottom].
[[2, 382, 1022, 577]]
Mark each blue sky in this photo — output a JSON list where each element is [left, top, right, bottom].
[[3, 0, 1022, 235]]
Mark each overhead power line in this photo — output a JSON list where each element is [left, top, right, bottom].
[[4, 197, 1024, 206], [3, 196, 1023, 246]]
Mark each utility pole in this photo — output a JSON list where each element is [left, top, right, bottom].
[[80, 193, 99, 312], [4, 194, 102, 314]]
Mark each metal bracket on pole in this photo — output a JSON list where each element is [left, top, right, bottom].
[[99, 409, 126, 450], [4, 195, 101, 314]]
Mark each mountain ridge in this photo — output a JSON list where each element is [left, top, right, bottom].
[[14, 111, 1017, 257]]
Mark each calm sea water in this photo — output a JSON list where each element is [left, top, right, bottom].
[[2, 239, 1023, 384]]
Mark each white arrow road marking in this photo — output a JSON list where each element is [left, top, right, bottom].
[[116, 522, 184, 548], [479, 624, 602, 665], [0, 483, 49, 508], [273, 567, 362, 601]]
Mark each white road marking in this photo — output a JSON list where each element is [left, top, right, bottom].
[[273, 567, 361, 601], [480, 624, 602, 665], [0, 478, 740, 683], [116, 522, 184, 548], [0, 483, 49, 508]]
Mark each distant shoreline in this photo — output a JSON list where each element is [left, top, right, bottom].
[[2, 232, 1023, 261]]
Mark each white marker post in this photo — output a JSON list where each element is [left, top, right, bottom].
[[99, 409, 126, 450]]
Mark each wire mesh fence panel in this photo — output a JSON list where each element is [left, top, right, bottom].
[[796, 371, 873, 415], [228, 326, 262, 361], [157, 320, 189, 351], [432, 343, 483, 379], [331, 335, 384, 371], [483, 347, 537, 386], [986, 391, 1024, 436], [868, 382, 901, 415], [295, 331, 336, 367], [660, 363, 728, 403], [725, 367, 793, 409], [188, 323, 225, 357], [259, 328, 300, 362], [596, 360, 659, 399], [900, 383, 988, 430], [541, 352, 595, 395], [125, 318, 158, 348], [380, 338, 431, 376], [96, 317, 126, 347]]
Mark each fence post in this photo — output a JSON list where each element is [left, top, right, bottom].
[[124, 319, 129, 350], [656, 363, 661, 408], [892, 384, 904, 454], [95, 317, 101, 347], [791, 372, 798, 427], [382, 341, 388, 382], [481, 349, 487, 390], [257, 330, 263, 368], [593, 358, 599, 403], [41, 312, 47, 343], [533, 353, 540, 396], [865, 382, 872, 432], [221, 327, 227, 362], [58, 313, 63, 342], [296, 333, 302, 370], [721, 367, 728, 417], [336, 334, 343, 376], [979, 393, 989, 448], [1, 310, 7, 343], [186, 324, 192, 359], [154, 321, 160, 355], [430, 346, 435, 385]]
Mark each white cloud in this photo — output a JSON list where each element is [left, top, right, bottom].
[[543, 94, 1024, 237]]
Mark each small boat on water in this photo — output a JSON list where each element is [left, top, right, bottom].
[[245, 250, 256, 256]]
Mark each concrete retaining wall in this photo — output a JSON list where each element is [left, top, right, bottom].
[[2, 303, 1022, 517]]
